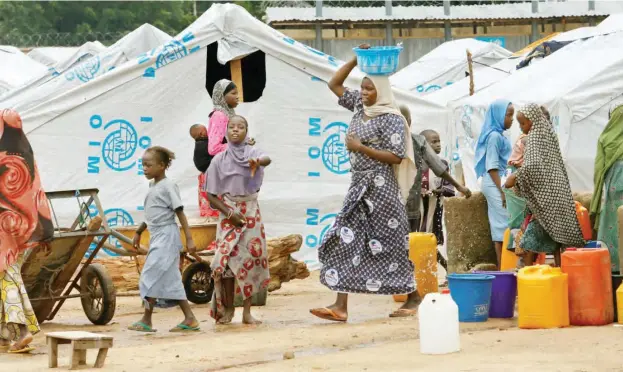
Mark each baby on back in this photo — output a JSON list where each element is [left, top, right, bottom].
[[190, 124, 211, 173]]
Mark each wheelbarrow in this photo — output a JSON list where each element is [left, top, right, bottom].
[[113, 224, 268, 307], [21, 189, 117, 325]]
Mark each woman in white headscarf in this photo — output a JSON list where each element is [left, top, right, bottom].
[[310, 45, 418, 321]]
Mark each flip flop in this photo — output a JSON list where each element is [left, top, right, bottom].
[[8, 346, 35, 354], [389, 308, 418, 318], [169, 323, 200, 332], [310, 307, 347, 322], [128, 321, 157, 332]]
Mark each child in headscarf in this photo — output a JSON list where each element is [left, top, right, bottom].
[[206, 115, 271, 325], [474, 99, 514, 269], [505, 103, 584, 267]]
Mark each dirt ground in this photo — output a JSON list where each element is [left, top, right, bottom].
[[2, 272, 622, 372]]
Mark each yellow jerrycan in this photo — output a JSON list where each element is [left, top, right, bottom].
[[394, 232, 438, 302], [517, 265, 569, 329]]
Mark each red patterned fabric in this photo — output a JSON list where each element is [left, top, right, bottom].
[[0, 109, 53, 271]]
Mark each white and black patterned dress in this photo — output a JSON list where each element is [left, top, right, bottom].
[[318, 89, 416, 295]]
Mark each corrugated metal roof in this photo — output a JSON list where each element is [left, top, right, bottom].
[[265, 1, 623, 23]]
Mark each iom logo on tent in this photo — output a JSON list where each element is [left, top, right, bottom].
[[139, 32, 200, 79], [65, 56, 101, 83], [86, 206, 138, 257], [416, 81, 453, 94], [305, 208, 338, 249], [307, 118, 350, 177], [87, 114, 152, 174]]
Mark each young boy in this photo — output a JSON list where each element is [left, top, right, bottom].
[[401, 105, 471, 270]]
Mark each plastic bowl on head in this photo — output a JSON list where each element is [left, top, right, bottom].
[[352, 46, 402, 76]]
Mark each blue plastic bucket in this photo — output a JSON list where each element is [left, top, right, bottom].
[[353, 46, 402, 76], [447, 273, 495, 322]]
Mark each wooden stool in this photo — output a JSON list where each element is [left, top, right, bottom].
[[46, 331, 113, 369]]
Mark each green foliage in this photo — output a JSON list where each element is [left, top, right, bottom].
[[0, 1, 265, 46]]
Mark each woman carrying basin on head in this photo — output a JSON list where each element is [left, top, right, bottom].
[[310, 44, 420, 321]]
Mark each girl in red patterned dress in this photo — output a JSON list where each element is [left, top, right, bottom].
[[206, 115, 271, 325]]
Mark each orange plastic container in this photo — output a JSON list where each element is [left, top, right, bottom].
[[518, 265, 569, 329], [575, 201, 592, 241], [561, 248, 613, 326], [500, 228, 546, 271], [394, 232, 438, 302]]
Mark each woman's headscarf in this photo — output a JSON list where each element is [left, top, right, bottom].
[[474, 99, 512, 178], [364, 75, 416, 202], [212, 79, 236, 118], [515, 103, 584, 246], [0, 109, 53, 271], [590, 104, 623, 227], [206, 130, 264, 197]]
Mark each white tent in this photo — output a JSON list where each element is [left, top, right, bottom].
[[28, 47, 79, 67], [448, 31, 623, 192], [28, 42, 107, 68], [20, 4, 443, 266], [390, 38, 512, 95], [2, 41, 108, 103], [0, 46, 48, 95], [2, 24, 171, 113]]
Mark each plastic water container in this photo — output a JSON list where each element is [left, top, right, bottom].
[[617, 283, 623, 325], [574, 201, 592, 240], [561, 248, 613, 326], [474, 271, 517, 318], [517, 265, 569, 329], [447, 273, 495, 322], [500, 228, 546, 271], [353, 46, 402, 76], [614, 273, 623, 323], [394, 232, 438, 302], [419, 290, 460, 355]]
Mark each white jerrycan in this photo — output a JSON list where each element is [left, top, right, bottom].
[[418, 289, 460, 355]]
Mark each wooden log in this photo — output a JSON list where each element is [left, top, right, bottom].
[[94, 234, 310, 294]]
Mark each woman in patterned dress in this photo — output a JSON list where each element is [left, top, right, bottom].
[[0, 109, 54, 353], [505, 103, 584, 266], [474, 99, 514, 269], [310, 45, 418, 321], [206, 115, 271, 325], [590, 104, 623, 272]]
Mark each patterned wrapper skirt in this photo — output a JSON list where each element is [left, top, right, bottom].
[[210, 194, 270, 322], [0, 252, 39, 341], [198, 174, 219, 218], [318, 168, 415, 295]]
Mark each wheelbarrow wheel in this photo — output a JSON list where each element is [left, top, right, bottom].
[[80, 263, 116, 325], [182, 261, 214, 304]]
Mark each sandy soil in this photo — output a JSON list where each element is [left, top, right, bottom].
[[1, 272, 622, 371]]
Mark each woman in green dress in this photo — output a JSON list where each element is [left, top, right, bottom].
[[591, 104, 623, 273]]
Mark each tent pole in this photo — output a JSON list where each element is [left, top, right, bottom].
[[385, 0, 393, 46], [531, 1, 540, 43], [444, 0, 451, 41], [315, 0, 323, 52], [230, 59, 243, 102]]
